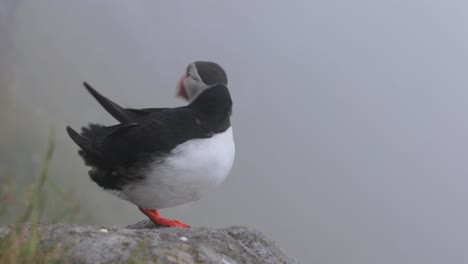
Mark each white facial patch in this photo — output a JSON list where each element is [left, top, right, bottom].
[[183, 63, 212, 102]]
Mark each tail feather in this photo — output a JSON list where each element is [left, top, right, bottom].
[[83, 82, 133, 124], [66, 126, 97, 154], [68, 125, 122, 189], [81, 123, 107, 140], [66, 126, 104, 167]]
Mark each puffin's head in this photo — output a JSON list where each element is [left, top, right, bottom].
[[177, 61, 228, 102]]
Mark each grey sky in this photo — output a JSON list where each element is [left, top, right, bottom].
[[3, 0, 468, 262]]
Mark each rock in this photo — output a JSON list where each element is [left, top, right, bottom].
[[0, 220, 297, 264]]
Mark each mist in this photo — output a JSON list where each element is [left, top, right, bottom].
[[2, 0, 468, 263]]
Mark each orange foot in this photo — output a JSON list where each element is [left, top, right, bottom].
[[139, 208, 189, 228]]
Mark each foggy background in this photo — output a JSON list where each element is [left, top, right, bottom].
[[2, 0, 468, 263]]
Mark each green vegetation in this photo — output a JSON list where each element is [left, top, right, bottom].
[[0, 132, 80, 263]]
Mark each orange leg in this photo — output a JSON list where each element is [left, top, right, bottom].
[[139, 208, 189, 228]]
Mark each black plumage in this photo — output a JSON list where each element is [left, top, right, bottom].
[[67, 82, 232, 191]]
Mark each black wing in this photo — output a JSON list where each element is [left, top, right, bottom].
[[101, 108, 212, 163], [83, 82, 168, 123], [66, 107, 212, 190]]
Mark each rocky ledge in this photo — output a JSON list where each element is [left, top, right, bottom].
[[0, 220, 297, 263]]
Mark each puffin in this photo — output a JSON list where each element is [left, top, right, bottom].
[[66, 61, 235, 228]]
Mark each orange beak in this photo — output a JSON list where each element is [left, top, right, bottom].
[[176, 73, 189, 100]]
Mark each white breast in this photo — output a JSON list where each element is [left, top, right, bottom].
[[121, 127, 235, 209]]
